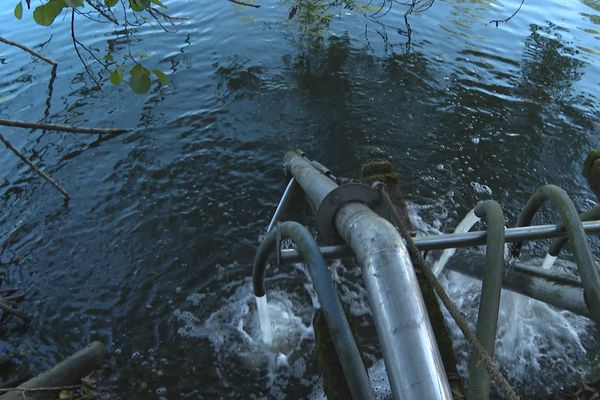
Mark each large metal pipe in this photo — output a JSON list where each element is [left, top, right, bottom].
[[446, 256, 589, 317], [280, 246, 591, 317], [284, 151, 453, 400], [252, 221, 375, 400]]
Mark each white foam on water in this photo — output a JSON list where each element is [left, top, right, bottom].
[[432, 208, 481, 276], [174, 283, 316, 396], [309, 359, 392, 400], [407, 202, 597, 396]]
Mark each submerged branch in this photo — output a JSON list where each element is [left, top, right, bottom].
[[490, 0, 525, 26], [0, 37, 57, 66], [227, 0, 260, 8], [0, 119, 129, 135], [0, 300, 29, 322], [0, 132, 70, 200]]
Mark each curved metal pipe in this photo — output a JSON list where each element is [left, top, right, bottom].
[[511, 185, 600, 329], [285, 151, 452, 400], [548, 206, 600, 256], [252, 221, 375, 400], [467, 201, 505, 400]]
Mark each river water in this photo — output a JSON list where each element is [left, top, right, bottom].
[[1, 0, 600, 398]]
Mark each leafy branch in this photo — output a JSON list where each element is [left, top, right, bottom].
[[11, 0, 174, 93]]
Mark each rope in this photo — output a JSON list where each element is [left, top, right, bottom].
[[375, 183, 520, 400]]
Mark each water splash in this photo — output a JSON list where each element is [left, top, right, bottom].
[[541, 253, 558, 270], [432, 209, 481, 276], [256, 295, 273, 345], [408, 202, 596, 396]]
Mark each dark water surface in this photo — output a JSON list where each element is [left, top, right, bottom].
[[1, 0, 600, 398]]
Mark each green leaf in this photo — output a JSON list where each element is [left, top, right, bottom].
[[152, 69, 169, 84], [65, 0, 84, 7], [129, 64, 151, 93], [103, 53, 113, 62], [33, 0, 66, 26], [59, 390, 71, 400], [105, 0, 118, 6], [109, 68, 123, 85], [14, 2, 23, 19], [129, 0, 150, 11], [150, 0, 166, 8]]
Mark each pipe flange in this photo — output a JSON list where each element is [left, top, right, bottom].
[[316, 183, 390, 245]]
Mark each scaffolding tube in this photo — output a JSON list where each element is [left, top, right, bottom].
[[511, 185, 600, 330], [252, 221, 375, 400], [549, 206, 600, 256]]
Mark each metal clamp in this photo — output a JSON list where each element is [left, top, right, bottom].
[[316, 183, 390, 245]]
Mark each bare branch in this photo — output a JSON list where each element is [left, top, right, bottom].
[[227, 0, 260, 8], [85, 0, 118, 24], [71, 9, 101, 87], [0, 118, 129, 135], [0, 132, 70, 201], [0, 37, 57, 66], [490, 0, 525, 26]]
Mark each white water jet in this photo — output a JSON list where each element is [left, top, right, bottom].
[[432, 209, 481, 276], [256, 295, 273, 345], [541, 253, 558, 270]]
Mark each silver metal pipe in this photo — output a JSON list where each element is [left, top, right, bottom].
[[415, 221, 600, 250], [446, 255, 588, 317], [285, 151, 452, 400], [267, 178, 296, 233], [279, 221, 600, 264]]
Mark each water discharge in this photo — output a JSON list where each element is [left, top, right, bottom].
[[541, 253, 558, 270], [256, 295, 273, 345], [432, 209, 481, 277]]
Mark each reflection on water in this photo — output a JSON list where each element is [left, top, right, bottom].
[[0, 0, 600, 397]]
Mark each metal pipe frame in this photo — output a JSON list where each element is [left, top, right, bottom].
[[467, 201, 505, 400], [285, 150, 452, 400], [511, 185, 600, 330], [266, 178, 296, 233], [279, 220, 600, 264], [549, 206, 600, 256], [252, 221, 375, 400]]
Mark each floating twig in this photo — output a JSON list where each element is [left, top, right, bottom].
[[0, 132, 70, 200], [0, 300, 29, 322], [0, 119, 129, 135]]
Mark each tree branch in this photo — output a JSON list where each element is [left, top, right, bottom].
[[0, 119, 129, 134], [227, 0, 260, 8], [71, 9, 101, 87], [84, 0, 118, 24], [0, 37, 57, 66], [0, 132, 70, 201], [490, 0, 525, 26]]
